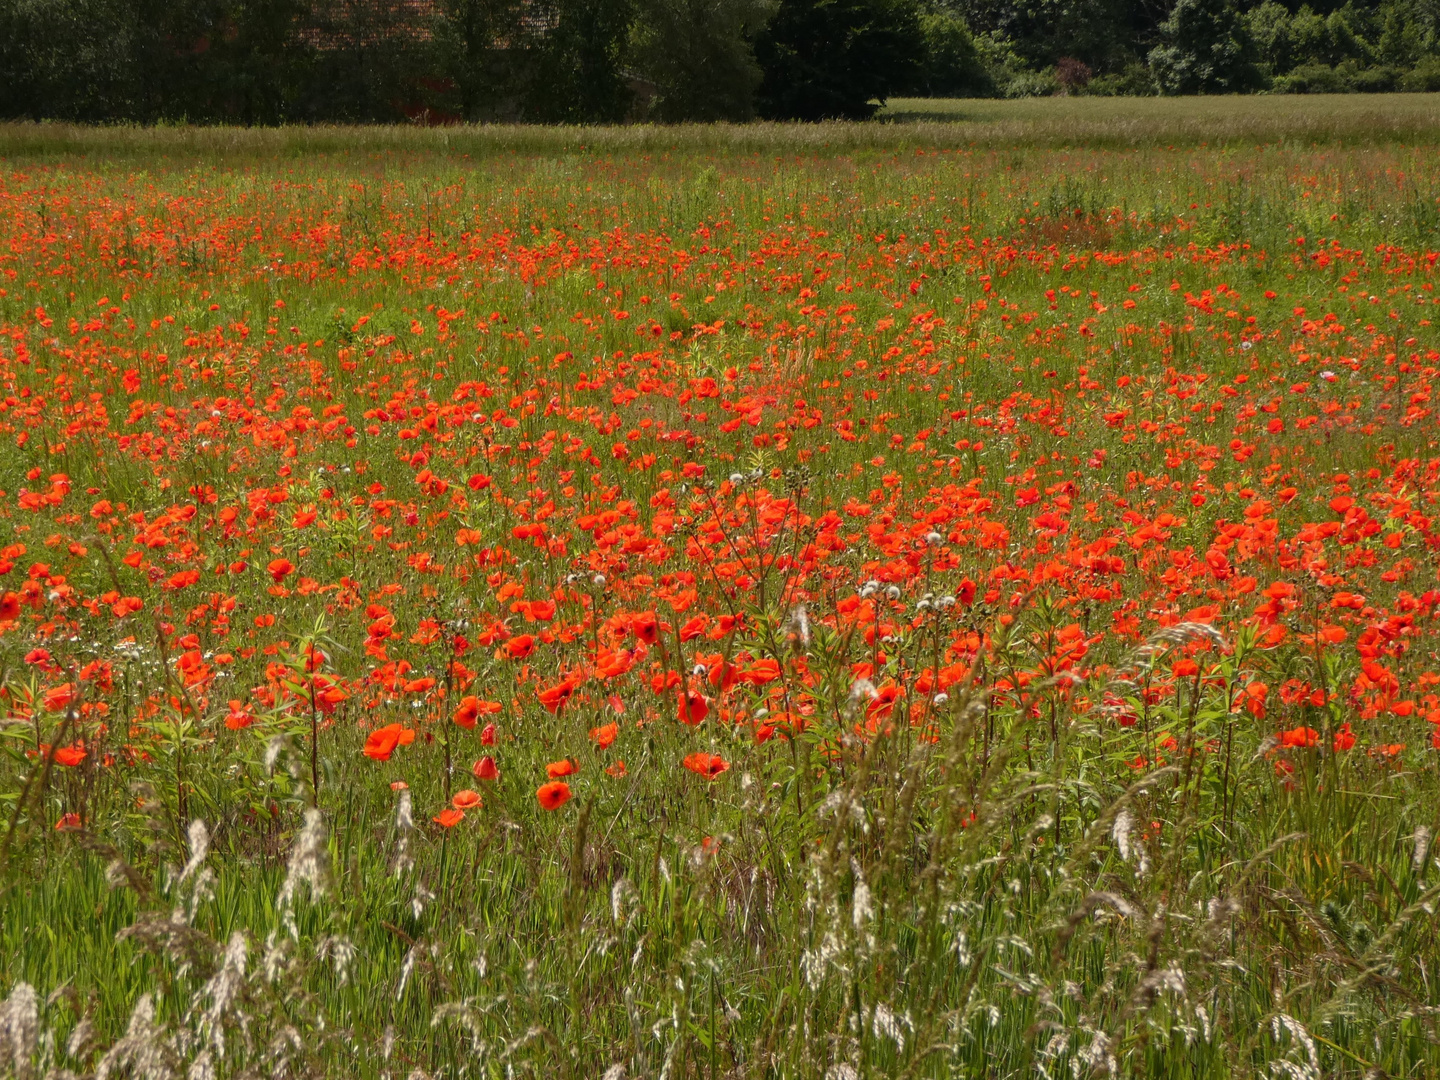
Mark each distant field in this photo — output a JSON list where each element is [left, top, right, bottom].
[[1, 113, 1439, 1078], [5, 94, 1440, 160]]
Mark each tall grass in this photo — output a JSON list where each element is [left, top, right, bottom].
[[5, 94, 1440, 161]]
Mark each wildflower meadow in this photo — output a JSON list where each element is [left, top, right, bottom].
[[1, 112, 1440, 1078]]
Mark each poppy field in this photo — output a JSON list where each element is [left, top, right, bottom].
[[1, 123, 1440, 1078]]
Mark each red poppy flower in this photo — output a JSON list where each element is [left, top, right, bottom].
[[589, 722, 618, 749], [452, 789, 482, 810], [480, 722, 497, 746], [454, 695, 481, 729], [0, 593, 19, 621], [53, 744, 86, 767], [55, 812, 82, 831], [364, 723, 416, 762], [1279, 725, 1318, 748], [537, 780, 572, 810], [1242, 682, 1269, 718], [43, 684, 75, 712], [546, 758, 578, 778], [505, 635, 536, 660], [537, 679, 577, 714], [473, 756, 499, 781], [633, 612, 660, 645], [707, 661, 737, 691], [225, 700, 254, 730], [682, 752, 729, 779], [678, 692, 709, 725], [267, 558, 294, 583], [867, 681, 901, 722], [433, 807, 465, 828], [744, 659, 782, 685]]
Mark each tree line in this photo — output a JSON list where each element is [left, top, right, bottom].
[[3, 0, 1440, 124]]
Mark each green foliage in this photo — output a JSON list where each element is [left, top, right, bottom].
[[1087, 58, 1159, 91], [628, 0, 777, 120], [753, 0, 925, 118], [1402, 51, 1440, 84], [0, 0, 142, 120], [1149, 0, 1264, 93], [910, 8, 997, 95], [526, 0, 637, 121], [437, 0, 536, 121], [1272, 56, 1404, 88], [1248, 0, 1297, 72]]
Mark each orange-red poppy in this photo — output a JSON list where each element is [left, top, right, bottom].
[[53, 744, 86, 767], [678, 692, 709, 725], [473, 756, 499, 781], [537, 679, 577, 714], [1279, 725, 1318, 748], [589, 722, 618, 749], [505, 635, 536, 660], [267, 558, 294, 583], [682, 752, 729, 779], [744, 658, 781, 685], [453, 695, 500, 729], [537, 780, 572, 810], [364, 723, 416, 762], [433, 807, 465, 827], [452, 789, 482, 810], [546, 758, 578, 778], [633, 611, 660, 644]]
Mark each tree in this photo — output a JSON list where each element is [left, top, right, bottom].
[[526, 0, 635, 122], [754, 0, 923, 120], [0, 0, 141, 119], [1247, 0, 1296, 74], [1148, 0, 1262, 93], [911, 7, 994, 96], [628, 0, 776, 121], [439, 0, 535, 120]]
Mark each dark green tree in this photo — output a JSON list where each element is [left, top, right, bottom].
[[628, 0, 776, 120], [1247, 0, 1296, 72], [0, 0, 141, 119], [911, 6, 994, 95], [526, 0, 635, 121], [439, 0, 535, 120], [754, 0, 923, 119], [1148, 0, 1263, 92]]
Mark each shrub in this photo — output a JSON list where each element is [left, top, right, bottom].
[[1401, 54, 1440, 89], [1054, 55, 1092, 92], [1086, 60, 1157, 94], [1272, 60, 1353, 92]]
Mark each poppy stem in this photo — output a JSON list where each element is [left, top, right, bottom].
[[310, 698, 319, 807]]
